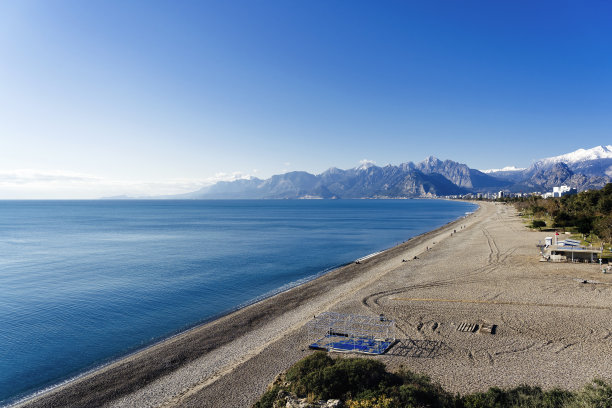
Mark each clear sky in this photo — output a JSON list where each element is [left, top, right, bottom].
[[1, 0, 611, 198]]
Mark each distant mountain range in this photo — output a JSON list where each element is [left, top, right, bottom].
[[141, 145, 612, 199], [483, 145, 612, 193]]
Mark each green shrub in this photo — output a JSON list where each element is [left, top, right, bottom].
[[287, 353, 395, 400], [252, 385, 281, 408], [285, 351, 334, 383], [460, 385, 573, 408], [569, 379, 612, 408], [253, 353, 612, 408], [389, 368, 454, 408]]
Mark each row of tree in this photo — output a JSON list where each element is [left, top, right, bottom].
[[506, 183, 612, 244]]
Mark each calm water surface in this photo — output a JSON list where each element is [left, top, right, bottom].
[[0, 199, 476, 405]]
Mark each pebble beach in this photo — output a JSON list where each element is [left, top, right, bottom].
[[17, 201, 612, 407]]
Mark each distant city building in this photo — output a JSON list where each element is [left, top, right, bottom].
[[497, 191, 505, 199], [552, 185, 577, 197], [542, 186, 576, 198]]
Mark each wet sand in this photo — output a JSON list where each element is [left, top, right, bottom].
[[18, 202, 612, 407]]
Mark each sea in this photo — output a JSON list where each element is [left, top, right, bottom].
[[0, 199, 477, 405]]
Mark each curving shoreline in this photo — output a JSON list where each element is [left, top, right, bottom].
[[172, 200, 612, 407], [15, 201, 479, 408], [18, 200, 612, 408]]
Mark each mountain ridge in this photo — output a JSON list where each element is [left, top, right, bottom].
[[115, 145, 612, 199]]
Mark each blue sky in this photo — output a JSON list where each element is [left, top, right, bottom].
[[1, 1, 610, 198]]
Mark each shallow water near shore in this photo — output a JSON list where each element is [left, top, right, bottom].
[[0, 199, 476, 405]]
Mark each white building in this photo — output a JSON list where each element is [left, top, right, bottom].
[[552, 185, 577, 197]]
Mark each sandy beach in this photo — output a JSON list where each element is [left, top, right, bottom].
[[17, 201, 612, 407]]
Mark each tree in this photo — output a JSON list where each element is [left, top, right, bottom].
[[531, 220, 546, 231], [553, 212, 573, 232], [575, 216, 594, 237], [543, 199, 561, 218], [595, 216, 612, 245], [531, 205, 547, 217], [598, 197, 612, 215]]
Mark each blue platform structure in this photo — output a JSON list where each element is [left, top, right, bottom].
[[308, 312, 396, 355]]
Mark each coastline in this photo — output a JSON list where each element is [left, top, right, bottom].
[[14, 201, 479, 408], [171, 200, 612, 407]]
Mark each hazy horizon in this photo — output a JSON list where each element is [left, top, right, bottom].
[[2, 1, 611, 198]]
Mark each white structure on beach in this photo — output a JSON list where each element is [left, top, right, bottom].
[[540, 237, 602, 263]]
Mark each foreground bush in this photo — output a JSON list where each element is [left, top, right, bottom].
[[254, 352, 454, 408], [254, 352, 612, 408], [461, 385, 573, 408], [286, 353, 396, 400]]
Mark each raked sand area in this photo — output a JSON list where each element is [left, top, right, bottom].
[[18, 201, 612, 408]]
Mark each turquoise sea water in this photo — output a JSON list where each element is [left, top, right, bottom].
[[0, 199, 476, 405]]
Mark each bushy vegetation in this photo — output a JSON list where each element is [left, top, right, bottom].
[[461, 385, 573, 408], [463, 379, 612, 408], [530, 220, 546, 230], [284, 352, 398, 401], [254, 352, 453, 408], [510, 183, 612, 244], [254, 353, 612, 408]]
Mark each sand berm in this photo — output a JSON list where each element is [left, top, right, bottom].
[[17, 202, 612, 407]]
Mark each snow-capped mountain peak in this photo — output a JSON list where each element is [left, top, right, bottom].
[[480, 166, 526, 174], [538, 145, 612, 166], [356, 160, 377, 171]]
